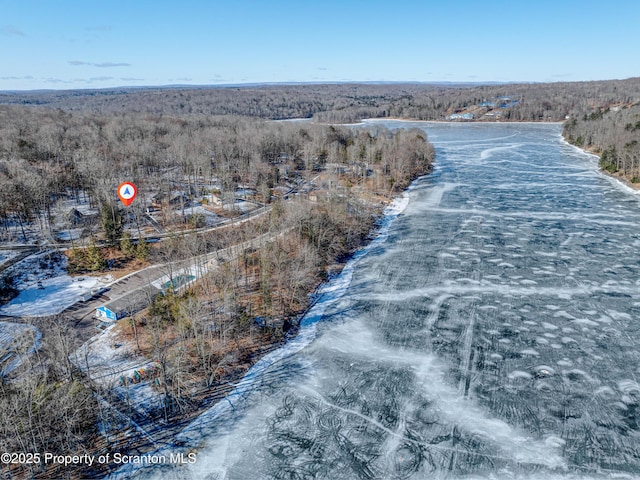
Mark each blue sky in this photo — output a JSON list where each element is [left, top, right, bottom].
[[1, 0, 638, 90]]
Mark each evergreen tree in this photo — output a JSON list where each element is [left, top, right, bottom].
[[101, 202, 122, 245], [120, 232, 135, 256], [86, 241, 106, 271], [0, 273, 17, 301], [67, 246, 86, 273], [135, 238, 150, 261]]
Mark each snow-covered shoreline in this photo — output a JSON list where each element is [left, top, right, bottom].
[[362, 117, 564, 125], [108, 188, 414, 479], [560, 134, 640, 196]]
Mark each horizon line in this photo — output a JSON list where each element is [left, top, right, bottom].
[[4, 77, 639, 95]]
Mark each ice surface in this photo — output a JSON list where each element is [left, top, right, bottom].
[[123, 123, 640, 479]]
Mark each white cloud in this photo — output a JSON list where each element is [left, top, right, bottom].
[[69, 60, 131, 68]]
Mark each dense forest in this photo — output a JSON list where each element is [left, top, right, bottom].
[[0, 84, 433, 120], [0, 105, 431, 243]]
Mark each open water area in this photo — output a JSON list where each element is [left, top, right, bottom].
[[133, 122, 640, 480]]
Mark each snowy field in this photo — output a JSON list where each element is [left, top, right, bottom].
[[0, 275, 99, 316], [222, 199, 259, 213], [0, 217, 41, 244], [56, 227, 84, 241], [0, 251, 104, 317]]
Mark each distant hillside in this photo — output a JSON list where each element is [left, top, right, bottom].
[[0, 84, 438, 120], [2, 78, 640, 124], [2, 78, 640, 183]]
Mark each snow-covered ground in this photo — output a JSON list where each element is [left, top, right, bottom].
[[50, 190, 99, 217], [43, 190, 99, 243], [183, 204, 224, 227], [71, 325, 164, 416], [0, 321, 41, 376], [0, 275, 99, 317], [0, 249, 20, 268], [5, 250, 66, 286], [56, 227, 84, 241], [0, 251, 106, 317], [0, 216, 41, 244], [223, 199, 259, 213]]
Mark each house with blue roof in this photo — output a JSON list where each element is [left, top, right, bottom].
[[95, 286, 161, 322]]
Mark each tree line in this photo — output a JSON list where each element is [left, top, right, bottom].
[[563, 102, 640, 182], [2, 78, 640, 123]]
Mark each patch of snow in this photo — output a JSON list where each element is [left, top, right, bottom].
[[183, 205, 224, 226], [0, 250, 20, 268], [5, 250, 67, 287], [56, 228, 84, 241], [71, 325, 164, 416], [0, 250, 105, 317], [0, 275, 99, 317], [223, 200, 259, 213], [0, 321, 41, 376]]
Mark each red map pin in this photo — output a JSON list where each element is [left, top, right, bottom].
[[117, 182, 137, 207]]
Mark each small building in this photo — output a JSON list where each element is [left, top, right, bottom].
[[168, 191, 189, 206], [201, 194, 222, 206], [151, 191, 189, 209], [65, 208, 85, 225], [449, 113, 474, 120], [95, 305, 118, 321], [95, 286, 161, 322]]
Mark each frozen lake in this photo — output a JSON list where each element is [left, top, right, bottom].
[[132, 122, 640, 480]]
